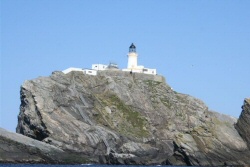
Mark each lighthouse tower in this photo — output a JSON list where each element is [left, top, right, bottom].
[[122, 43, 156, 75], [127, 43, 138, 69]]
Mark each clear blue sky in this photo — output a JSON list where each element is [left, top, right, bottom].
[[1, 0, 250, 132]]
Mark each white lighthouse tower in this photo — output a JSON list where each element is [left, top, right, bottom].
[[122, 43, 157, 75], [127, 43, 138, 69]]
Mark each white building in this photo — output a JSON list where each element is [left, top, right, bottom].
[[62, 67, 97, 76], [62, 43, 157, 76], [142, 68, 157, 75], [123, 43, 157, 75], [92, 64, 108, 70], [62, 67, 85, 74]]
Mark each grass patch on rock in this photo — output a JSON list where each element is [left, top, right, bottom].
[[95, 93, 149, 138]]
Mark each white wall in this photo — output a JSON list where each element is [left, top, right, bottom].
[[122, 68, 142, 73], [92, 64, 108, 70], [143, 68, 157, 75], [62, 67, 84, 74], [62, 67, 97, 76], [122, 67, 156, 75], [85, 69, 97, 76]]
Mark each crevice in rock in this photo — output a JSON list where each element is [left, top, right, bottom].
[[33, 95, 49, 141], [173, 141, 192, 166]]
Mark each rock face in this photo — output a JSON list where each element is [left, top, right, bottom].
[[0, 127, 92, 164], [16, 70, 250, 165], [0, 127, 61, 163], [236, 99, 250, 148]]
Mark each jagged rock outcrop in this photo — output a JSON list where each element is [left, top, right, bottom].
[[16, 70, 250, 165], [0, 128, 94, 164], [236, 98, 250, 148]]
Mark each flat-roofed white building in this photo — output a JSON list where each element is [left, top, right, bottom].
[[143, 68, 157, 75], [92, 64, 108, 70], [62, 67, 85, 74], [62, 67, 97, 76]]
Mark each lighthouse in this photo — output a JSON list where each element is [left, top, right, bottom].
[[122, 43, 156, 74], [127, 43, 138, 69], [63, 43, 157, 76]]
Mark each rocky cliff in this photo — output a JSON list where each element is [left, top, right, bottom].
[[15, 70, 250, 165], [236, 99, 250, 149]]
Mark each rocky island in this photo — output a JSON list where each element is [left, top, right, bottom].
[[1, 70, 250, 165]]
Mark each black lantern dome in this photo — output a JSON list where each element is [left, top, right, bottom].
[[129, 43, 136, 53]]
